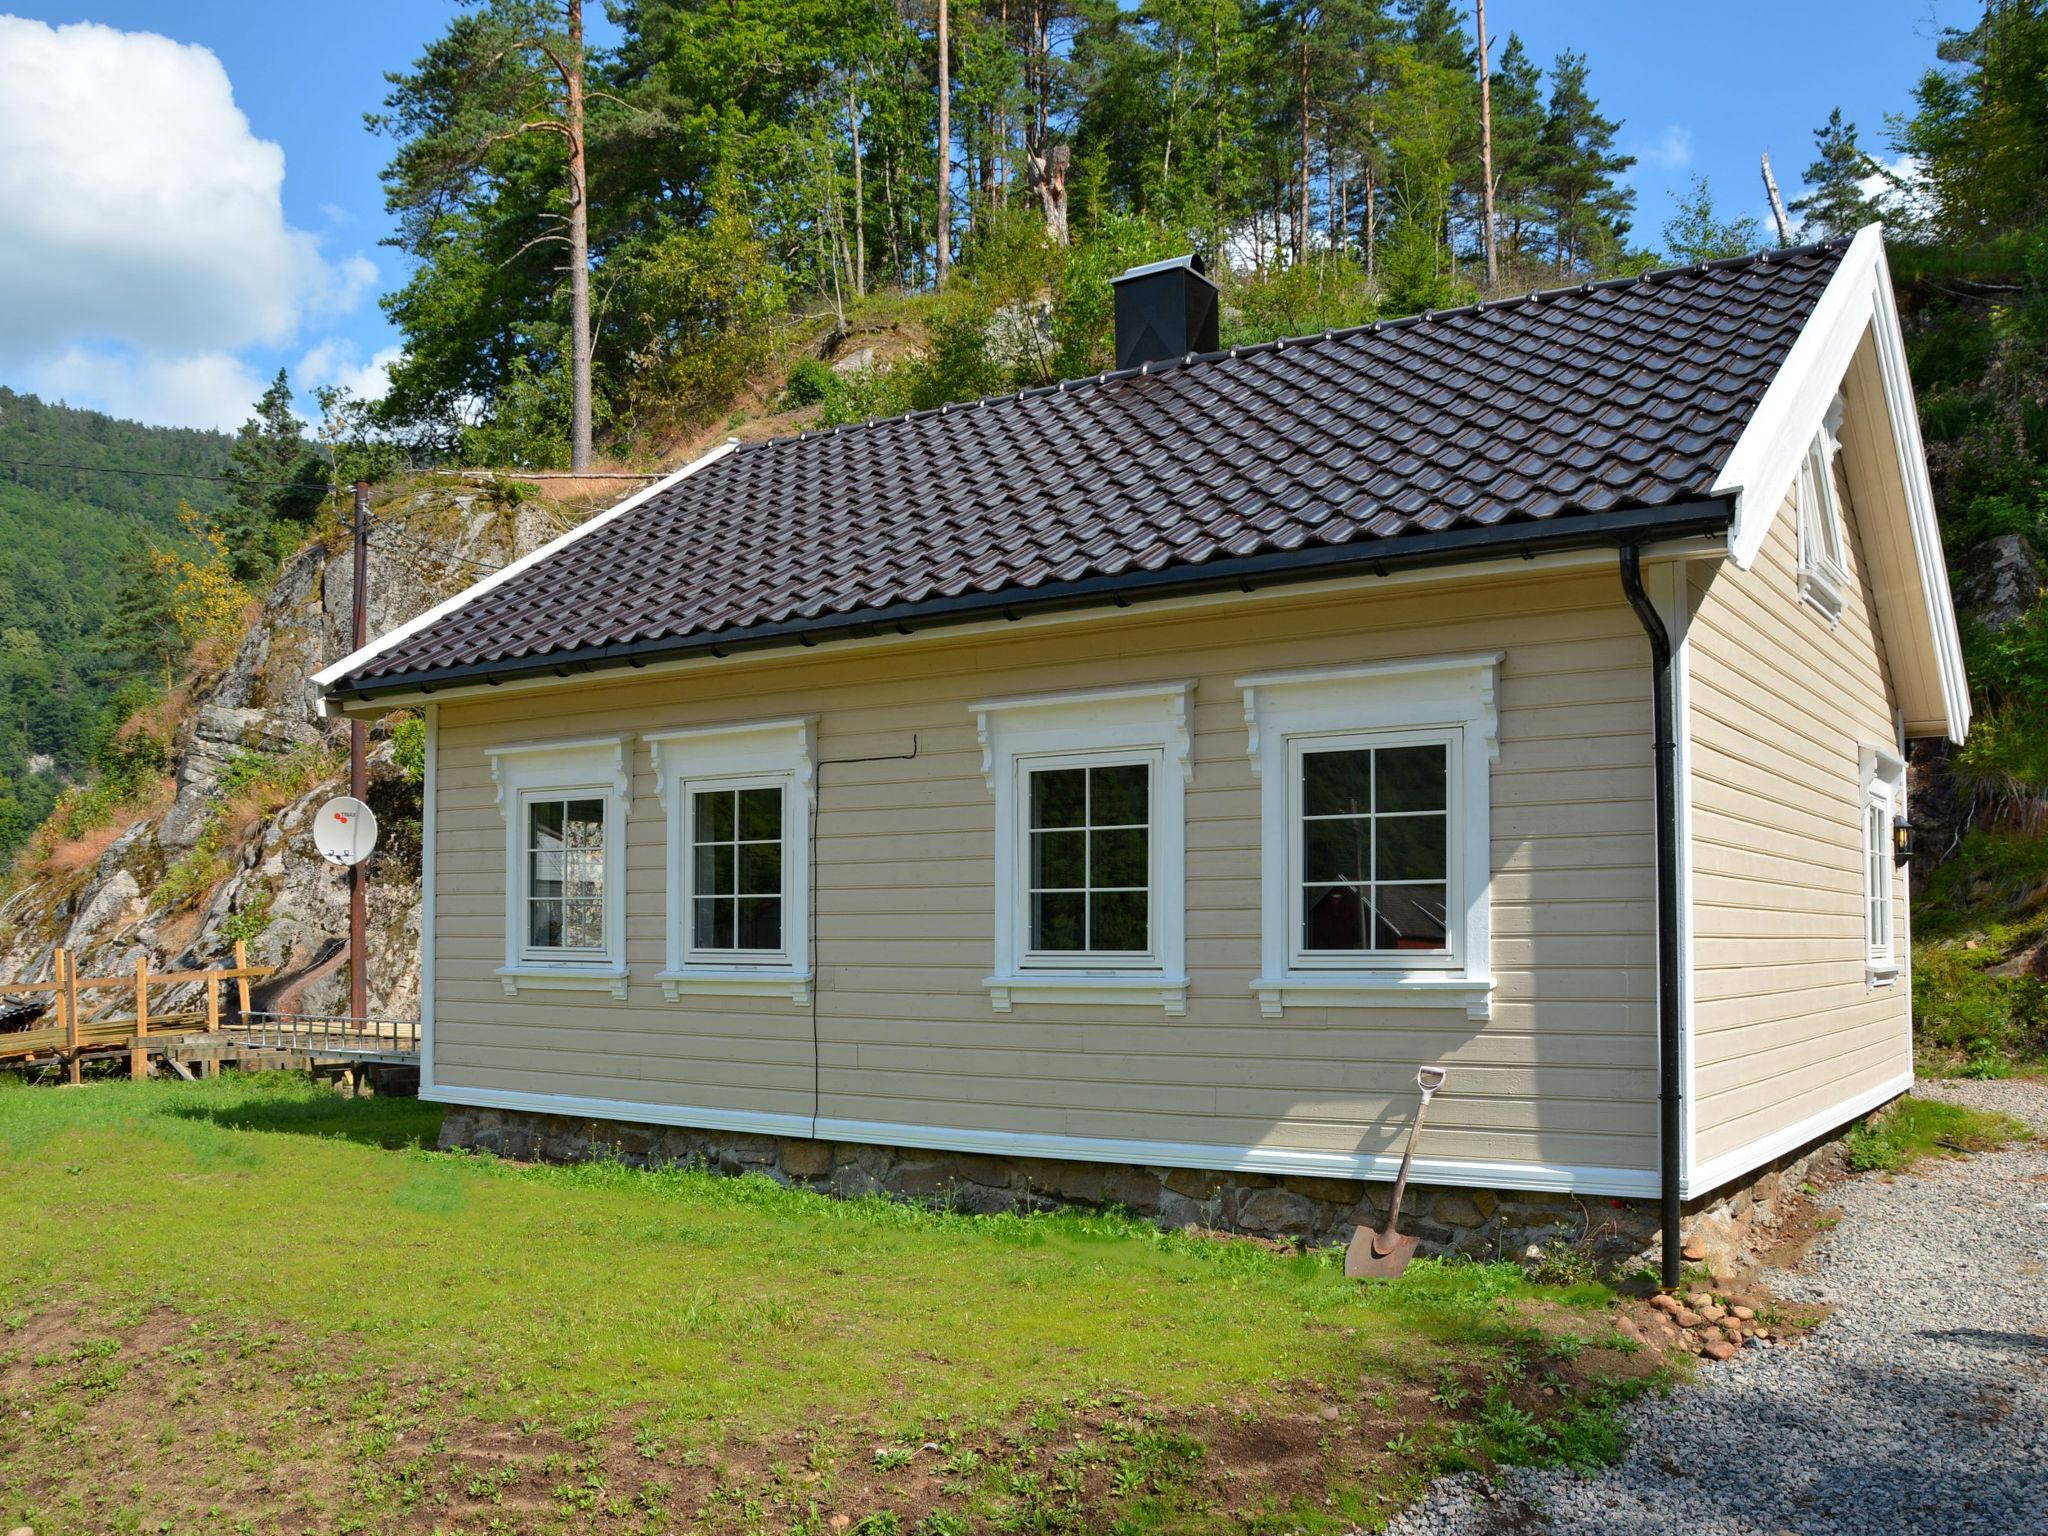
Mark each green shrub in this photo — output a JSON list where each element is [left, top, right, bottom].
[[780, 358, 840, 409]]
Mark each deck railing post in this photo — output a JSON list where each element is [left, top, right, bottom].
[[60, 948, 80, 1085], [130, 954, 150, 1082], [202, 965, 221, 1078]]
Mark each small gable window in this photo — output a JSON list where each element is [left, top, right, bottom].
[[1796, 395, 1852, 622], [1860, 745, 1904, 986]]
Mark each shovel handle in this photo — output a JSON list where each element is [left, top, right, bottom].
[[1379, 1066, 1449, 1247]]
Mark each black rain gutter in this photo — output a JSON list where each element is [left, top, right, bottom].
[[332, 497, 1735, 703], [1617, 543, 1685, 1291]]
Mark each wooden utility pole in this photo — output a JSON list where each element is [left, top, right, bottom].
[[565, 0, 592, 471], [936, 0, 951, 288], [1476, 0, 1498, 290], [1760, 152, 1792, 246], [350, 481, 371, 1029]]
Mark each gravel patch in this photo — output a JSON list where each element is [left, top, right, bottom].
[[1388, 1079, 2048, 1535]]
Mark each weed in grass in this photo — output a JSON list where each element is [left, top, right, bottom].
[[1845, 1095, 2029, 1171], [873, 1446, 914, 1471]]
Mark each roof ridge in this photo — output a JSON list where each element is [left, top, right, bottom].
[[732, 236, 1853, 461]]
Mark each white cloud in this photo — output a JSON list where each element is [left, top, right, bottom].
[[297, 339, 403, 404], [25, 346, 267, 433], [1640, 125, 1694, 173], [0, 16, 380, 427]]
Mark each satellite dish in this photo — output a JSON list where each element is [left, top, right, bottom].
[[313, 796, 379, 867]]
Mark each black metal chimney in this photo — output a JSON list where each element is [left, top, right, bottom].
[[1110, 253, 1220, 371]]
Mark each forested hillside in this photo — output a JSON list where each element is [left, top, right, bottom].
[[0, 391, 235, 852]]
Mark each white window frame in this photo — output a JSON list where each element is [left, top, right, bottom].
[[1796, 394, 1852, 623], [971, 682, 1193, 1014], [649, 718, 815, 1004], [1239, 655, 1500, 1019], [1860, 744, 1904, 986], [487, 735, 632, 999]]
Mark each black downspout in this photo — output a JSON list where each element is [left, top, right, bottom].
[[1618, 544, 1684, 1291]]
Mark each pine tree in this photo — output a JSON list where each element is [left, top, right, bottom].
[[97, 546, 182, 688], [1534, 49, 1633, 275], [219, 370, 324, 582], [1789, 107, 1883, 239], [1485, 32, 1545, 267]]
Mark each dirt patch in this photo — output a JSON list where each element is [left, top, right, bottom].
[[0, 1294, 1673, 1536]]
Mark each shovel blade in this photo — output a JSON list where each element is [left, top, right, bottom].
[[1344, 1226, 1419, 1280]]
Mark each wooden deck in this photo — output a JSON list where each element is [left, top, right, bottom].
[[0, 945, 421, 1078]]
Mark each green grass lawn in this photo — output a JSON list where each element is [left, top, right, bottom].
[[0, 1074, 1656, 1536]]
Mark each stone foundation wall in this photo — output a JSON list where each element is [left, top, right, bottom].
[[436, 1101, 1878, 1271]]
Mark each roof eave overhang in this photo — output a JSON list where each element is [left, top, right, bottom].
[[324, 496, 1734, 707], [1712, 223, 1971, 743]]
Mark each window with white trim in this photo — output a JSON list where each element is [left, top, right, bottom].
[[1240, 656, 1499, 1019], [649, 718, 814, 1003], [1797, 395, 1852, 622], [972, 683, 1192, 1014], [487, 736, 632, 998], [1860, 745, 1904, 982]]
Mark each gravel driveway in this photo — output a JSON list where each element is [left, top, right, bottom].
[[1388, 1078, 2048, 1536]]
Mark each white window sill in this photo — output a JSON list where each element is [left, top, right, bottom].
[[1251, 974, 1493, 1020], [985, 973, 1190, 1016], [1867, 961, 1901, 989], [497, 965, 630, 1000], [1797, 572, 1846, 626], [658, 968, 812, 1005]]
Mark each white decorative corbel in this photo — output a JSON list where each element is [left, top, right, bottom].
[[975, 708, 997, 793], [1242, 686, 1261, 776], [649, 736, 672, 816], [793, 717, 817, 814], [1476, 665, 1501, 764], [609, 737, 632, 801], [489, 754, 509, 816], [988, 983, 1013, 1013], [1166, 682, 1194, 785]]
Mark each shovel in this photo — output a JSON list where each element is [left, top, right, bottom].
[[1345, 1066, 1448, 1280]]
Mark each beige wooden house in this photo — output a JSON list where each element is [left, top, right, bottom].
[[319, 229, 1967, 1271]]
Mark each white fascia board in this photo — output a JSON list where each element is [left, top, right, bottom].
[[310, 438, 741, 711], [1715, 225, 1970, 743]]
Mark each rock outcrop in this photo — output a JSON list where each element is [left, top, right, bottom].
[[0, 484, 581, 1025]]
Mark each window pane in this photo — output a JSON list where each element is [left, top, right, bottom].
[[1093, 826, 1149, 888], [695, 842, 735, 896], [1031, 829, 1085, 889], [1302, 884, 1367, 951], [1032, 891, 1085, 951], [1090, 763, 1149, 825], [1377, 745, 1447, 812], [1304, 818, 1369, 883], [528, 899, 564, 948], [529, 847, 565, 897], [564, 799, 605, 848], [529, 798, 564, 845], [1377, 814, 1447, 881], [1030, 768, 1086, 829], [564, 852, 603, 900], [1090, 889, 1149, 952], [738, 840, 782, 896], [1303, 749, 1372, 816], [565, 900, 604, 949], [694, 789, 734, 842], [737, 786, 782, 841], [736, 897, 782, 950], [694, 896, 734, 949], [1374, 884, 1448, 950]]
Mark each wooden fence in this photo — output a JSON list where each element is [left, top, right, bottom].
[[0, 941, 274, 1082]]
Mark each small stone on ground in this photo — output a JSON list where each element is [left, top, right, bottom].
[[1385, 1078, 2048, 1536]]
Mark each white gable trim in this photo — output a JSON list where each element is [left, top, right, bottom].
[[1714, 225, 1969, 741], [311, 438, 741, 711]]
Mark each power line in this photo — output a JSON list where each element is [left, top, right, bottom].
[[0, 455, 327, 487], [366, 521, 507, 575]]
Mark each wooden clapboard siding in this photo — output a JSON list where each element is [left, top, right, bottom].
[[1685, 373, 1914, 1180], [431, 563, 1662, 1180]]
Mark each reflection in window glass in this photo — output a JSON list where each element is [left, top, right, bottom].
[[526, 796, 605, 951], [1028, 763, 1150, 953], [1299, 744, 1449, 952], [692, 786, 785, 952]]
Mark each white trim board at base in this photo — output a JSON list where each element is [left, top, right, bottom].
[[1683, 1070, 1913, 1200], [422, 1083, 1661, 1199]]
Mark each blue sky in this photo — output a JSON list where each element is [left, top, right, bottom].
[[0, 1, 1980, 433]]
